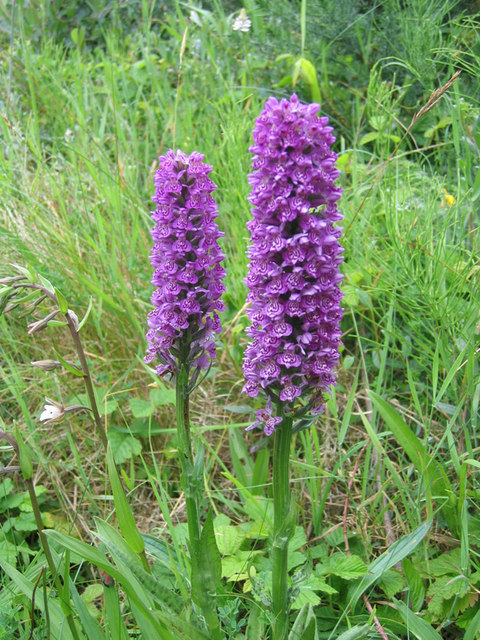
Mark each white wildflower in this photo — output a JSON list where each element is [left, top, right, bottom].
[[232, 8, 251, 32], [39, 398, 64, 424]]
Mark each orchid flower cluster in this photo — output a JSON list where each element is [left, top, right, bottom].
[[146, 95, 343, 432]]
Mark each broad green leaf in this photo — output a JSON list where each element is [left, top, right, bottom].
[[318, 553, 367, 580], [394, 599, 443, 640], [95, 520, 182, 612], [359, 131, 379, 145], [107, 444, 144, 553], [245, 605, 265, 640]]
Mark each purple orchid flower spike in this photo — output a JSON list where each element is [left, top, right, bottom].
[[242, 94, 344, 429], [145, 150, 226, 378]]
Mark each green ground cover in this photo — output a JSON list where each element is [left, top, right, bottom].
[[1, 1, 479, 638]]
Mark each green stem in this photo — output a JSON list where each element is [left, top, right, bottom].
[[176, 363, 201, 547], [66, 314, 108, 450], [176, 364, 223, 639], [272, 409, 293, 640]]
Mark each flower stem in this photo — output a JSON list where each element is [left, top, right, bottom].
[[272, 409, 293, 640], [66, 314, 108, 450], [175, 364, 223, 639], [176, 364, 201, 547]]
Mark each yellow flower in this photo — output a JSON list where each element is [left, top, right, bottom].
[[442, 188, 455, 207]]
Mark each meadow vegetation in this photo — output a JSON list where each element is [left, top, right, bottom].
[[0, 1, 479, 638]]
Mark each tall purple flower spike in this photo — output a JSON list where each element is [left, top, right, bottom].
[[243, 95, 344, 434], [145, 150, 226, 377]]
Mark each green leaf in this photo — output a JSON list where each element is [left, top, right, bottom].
[[336, 625, 371, 640], [359, 131, 379, 145], [464, 608, 480, 640], [394, 599, 443, 640], [245, 605, 265, 640], [289, 604, 319, 640], [347, 521, 432, 609], [129, 397, 154, 418], [55, 351, 85, 377], [0, 556, 77, 640], [54, 287, 68, 314], [108, 430, 142, 464], [150, 386, 175, 406], [191, 510, 222, 608], [38, 274, 55, 293], [107, 444, 144, 554], [214, 524, 244, 556], [319, 553, 367, 580], [94, 519, 183, 614], [251, 448, 269, 495], [77, 296, 93, 332], [69, 578, 105, 640], [103, 584, 130, 640], [403, 558, 425, 611], [378, 569, 404, 598]]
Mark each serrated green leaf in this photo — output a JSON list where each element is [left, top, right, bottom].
[[320, 553, 367, 580], [379, 569, 404, 598]]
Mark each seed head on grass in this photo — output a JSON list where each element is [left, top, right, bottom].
[[243, 95, 344, 434], [145, 150, 226, 377]]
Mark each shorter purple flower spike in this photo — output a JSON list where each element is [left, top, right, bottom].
[[243, 95, 344, 433], [145, 150, 226, 377]]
